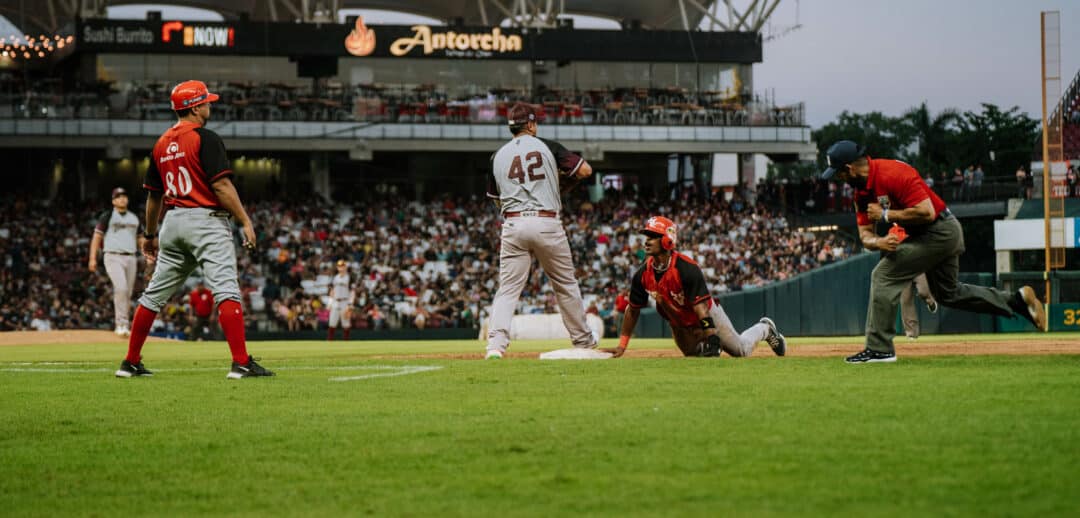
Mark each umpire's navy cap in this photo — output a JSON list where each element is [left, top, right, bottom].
[[821, 140, 866, 180], [111, 187, 127, 199], [507, 102, 537, 126]]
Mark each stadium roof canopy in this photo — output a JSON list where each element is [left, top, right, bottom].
[[1, 0, 785, 35]]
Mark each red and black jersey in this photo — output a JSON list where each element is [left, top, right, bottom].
[[144, 121, 233, 209], [628, 252, 712, 327]]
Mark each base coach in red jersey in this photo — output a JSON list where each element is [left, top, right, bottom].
[[822, 140, 1046, 364], [115, 80, 273, 379]]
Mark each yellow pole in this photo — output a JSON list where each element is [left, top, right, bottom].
[[1040, 12, 1052, 316]]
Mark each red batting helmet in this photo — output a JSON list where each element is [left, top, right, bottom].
[[643, 216, 677, 251], [170, 80, 219, 111]]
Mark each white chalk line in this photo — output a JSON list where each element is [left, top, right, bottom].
[[0, 363, 443, 382], [327, 365, 442, 382]]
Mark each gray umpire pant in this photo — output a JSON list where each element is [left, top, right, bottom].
[[138, 208, 241, 313], [486, 216, 595, 353], [104, 252, 137, 328], [866, 215, 1013, 354]]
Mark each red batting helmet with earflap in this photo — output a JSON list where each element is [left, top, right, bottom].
[[642, 216, 677, 251], [170, 80, 220, 111]]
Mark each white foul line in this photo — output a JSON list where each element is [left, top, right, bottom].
[[0, 363, 443, 382]]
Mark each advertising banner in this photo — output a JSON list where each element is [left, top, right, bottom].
[[76, 18, 762, 63]]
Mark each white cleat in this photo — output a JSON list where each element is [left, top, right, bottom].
[[484, 350, 504, 360]]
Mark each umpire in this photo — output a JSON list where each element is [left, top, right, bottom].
[[88, 187, 144, 336], [822, 140, 1046, 363]]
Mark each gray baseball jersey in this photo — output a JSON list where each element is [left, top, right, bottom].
[[329, 273, 352, 328], [95, 209, 140, 254], [490, 135, 583, 214], [331, 273, 351, 301]]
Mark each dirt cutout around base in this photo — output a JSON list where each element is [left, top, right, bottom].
[[0, 330, 176, 347]]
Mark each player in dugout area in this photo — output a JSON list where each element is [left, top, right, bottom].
[[821, 140, 1046, 364], [603, 216, 787, 358]]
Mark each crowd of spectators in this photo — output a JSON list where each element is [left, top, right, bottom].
[[0, 188, 854, 334], [1, 79, 805, 128]]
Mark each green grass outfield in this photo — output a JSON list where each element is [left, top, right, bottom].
[[2, 335, 1078, 517]]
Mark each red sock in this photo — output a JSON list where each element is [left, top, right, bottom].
[[328, 327, 335, 341], [343, 328, 350, 340], [125, 305, 157, 363], [217, 300, 249, 364]]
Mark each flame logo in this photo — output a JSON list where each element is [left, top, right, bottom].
[[345, 16, 375, 57]]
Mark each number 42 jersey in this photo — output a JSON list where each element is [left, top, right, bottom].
[[145, 121, 233, 209], [490, 134, 584, 215]]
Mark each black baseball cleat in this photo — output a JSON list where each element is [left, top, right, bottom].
[[759, 317, 786, 356], [226, 356, 275, 379], [698, 335, 721, 357], [845, 348, 896, 364], [1008, 286, 1046, 331], [115, 359, 153, 378]]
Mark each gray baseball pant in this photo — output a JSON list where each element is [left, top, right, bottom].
[[486, 216, 594, 354], [138, 208, 241, 313], [104, 252, 137, 328], [670, 304, 770, 357], [900, 273, 935, 338]]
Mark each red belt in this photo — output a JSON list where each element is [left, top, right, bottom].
[[505, 210, 557, 218]]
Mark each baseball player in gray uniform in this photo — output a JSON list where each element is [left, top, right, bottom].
[[484, 102, 595, 359], [327, 259, 353, 341], [88, 187, 143, 336]]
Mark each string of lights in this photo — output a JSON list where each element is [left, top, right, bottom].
[[0, 33, 74, 61]]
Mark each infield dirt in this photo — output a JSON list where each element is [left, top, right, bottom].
[[2, 330, 1077, 359]]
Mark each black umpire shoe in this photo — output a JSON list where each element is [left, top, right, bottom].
[[226, 356, 275, 379], [845, 348, 896, 364], [759, 317, 787, 356], [115, 359, 153, 378], [1007, 286, 1047, 331]]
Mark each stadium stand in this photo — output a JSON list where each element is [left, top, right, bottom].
[[0, 189, 853, 335], [0, 80, 804, 127]]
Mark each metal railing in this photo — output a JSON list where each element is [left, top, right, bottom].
[[0, 118, 812, 143]]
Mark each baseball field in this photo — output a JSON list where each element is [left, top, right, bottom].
[[2, 333, 1079, 516]]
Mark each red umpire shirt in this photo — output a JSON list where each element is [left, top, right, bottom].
[[854, 158, 947, 229], [144, 121, 232, 208]]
